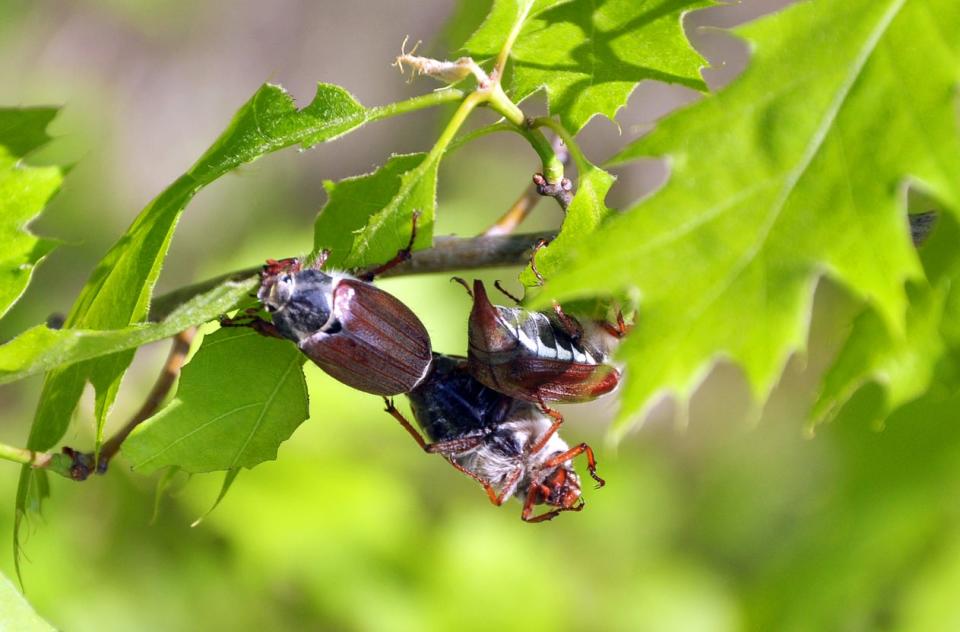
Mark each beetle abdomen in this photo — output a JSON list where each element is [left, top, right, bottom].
[[466, 279, 618, 403], [407, 354, 513, 442], [300, 279, 432, 395]]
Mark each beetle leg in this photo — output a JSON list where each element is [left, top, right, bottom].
[[383, 397, 484, 454], [219, 311, 283, 339], [450, 276, 473, 298], [382, 399, 523, 505], [443, 461, 523, 506], [359, 211, 421, 281], [493, 280, 523, 306], [530, 239, 583, 340], [485, 466, 523, 506], [552, 302, 584, 341], [528, 399, 564, 455], [383, 397, 431, 451], [529, 238, 549, 286], [521, 486, 584, 522], [598, 308, 630, 339], [544, 442, 605, 488]]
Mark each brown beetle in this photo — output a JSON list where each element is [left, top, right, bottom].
[[461, 278, 622, 405], [224, 217, 433, 396]]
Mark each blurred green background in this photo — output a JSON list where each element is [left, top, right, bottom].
[[2, 1, 960, 630]]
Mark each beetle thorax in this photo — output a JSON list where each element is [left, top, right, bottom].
[[261, 269, 339, 342]]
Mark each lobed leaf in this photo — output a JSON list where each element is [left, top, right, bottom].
[[313, 153, 430, 268], [810, 213, 960, 426], [464, 0, 711, 134], [0, 108, 63, 319], [462, 0, 563, 56], [538, 0, 960, 436], [122, 328, 309, 473]]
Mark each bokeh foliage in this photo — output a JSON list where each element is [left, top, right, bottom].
[[1, 0, 959, 630]]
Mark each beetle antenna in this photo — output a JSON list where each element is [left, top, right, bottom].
[[529, 238, 550, 286], [450, 276, 473, 298], [493, 280, 523, 305]]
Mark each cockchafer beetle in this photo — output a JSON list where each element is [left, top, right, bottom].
[[222, 215, 433, 396], [450, 240, 628, 449], [384, 354, 604, 523], [454, 241, 626, 404]]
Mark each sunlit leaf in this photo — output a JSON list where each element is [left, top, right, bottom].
[[811, 213, 960, 425], [313, 153, 431, 268], [519, 156, 616, 288], [0, 278, 255, 384], [123, 328, 309, 473], [16, 82, 368, 577], [0, 108, 63, 319], [539, 0, 960, 436], [464, 0, 710, 134]]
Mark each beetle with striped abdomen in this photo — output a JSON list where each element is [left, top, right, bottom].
[[458, 277, 623, 406]]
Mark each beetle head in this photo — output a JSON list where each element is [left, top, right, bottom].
[[258, 259, 300, 313], [537, 459, 582, 511]]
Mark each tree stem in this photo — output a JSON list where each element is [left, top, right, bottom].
[[149, 231, 556, 322], [93, 329, 196, 472]]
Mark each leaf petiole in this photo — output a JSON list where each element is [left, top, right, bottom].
[[367, 89, 466, 122], [0, 443, 74, 479], [531, 116, 589, 174]]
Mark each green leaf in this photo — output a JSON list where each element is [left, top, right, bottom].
[[465, 0, 711, 134], [16, 82, 367, 578], [811, 283, 949, 426], [810, 213, 960, 425], [0, 277, 256, 384], [0, 108, 63, 319], [122, 328, 308, 473], [539, 0, 960, 436], [191, 468, 240, 527], [313, 153, 429, 268], [344, 157, 437, 270], [0, 571, 55, 631], [462, 0, 561, 55]]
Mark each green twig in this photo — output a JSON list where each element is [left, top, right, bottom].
[[367, 89, 465, 122], [531, 117, 590, 173], [148, 231, 557, 322], [0, 442, 73, 479]]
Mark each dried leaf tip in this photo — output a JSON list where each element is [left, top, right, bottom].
[[393, 36, 488, 86]]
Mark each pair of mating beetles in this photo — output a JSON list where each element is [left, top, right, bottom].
[[229, 225, 624, 522]]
